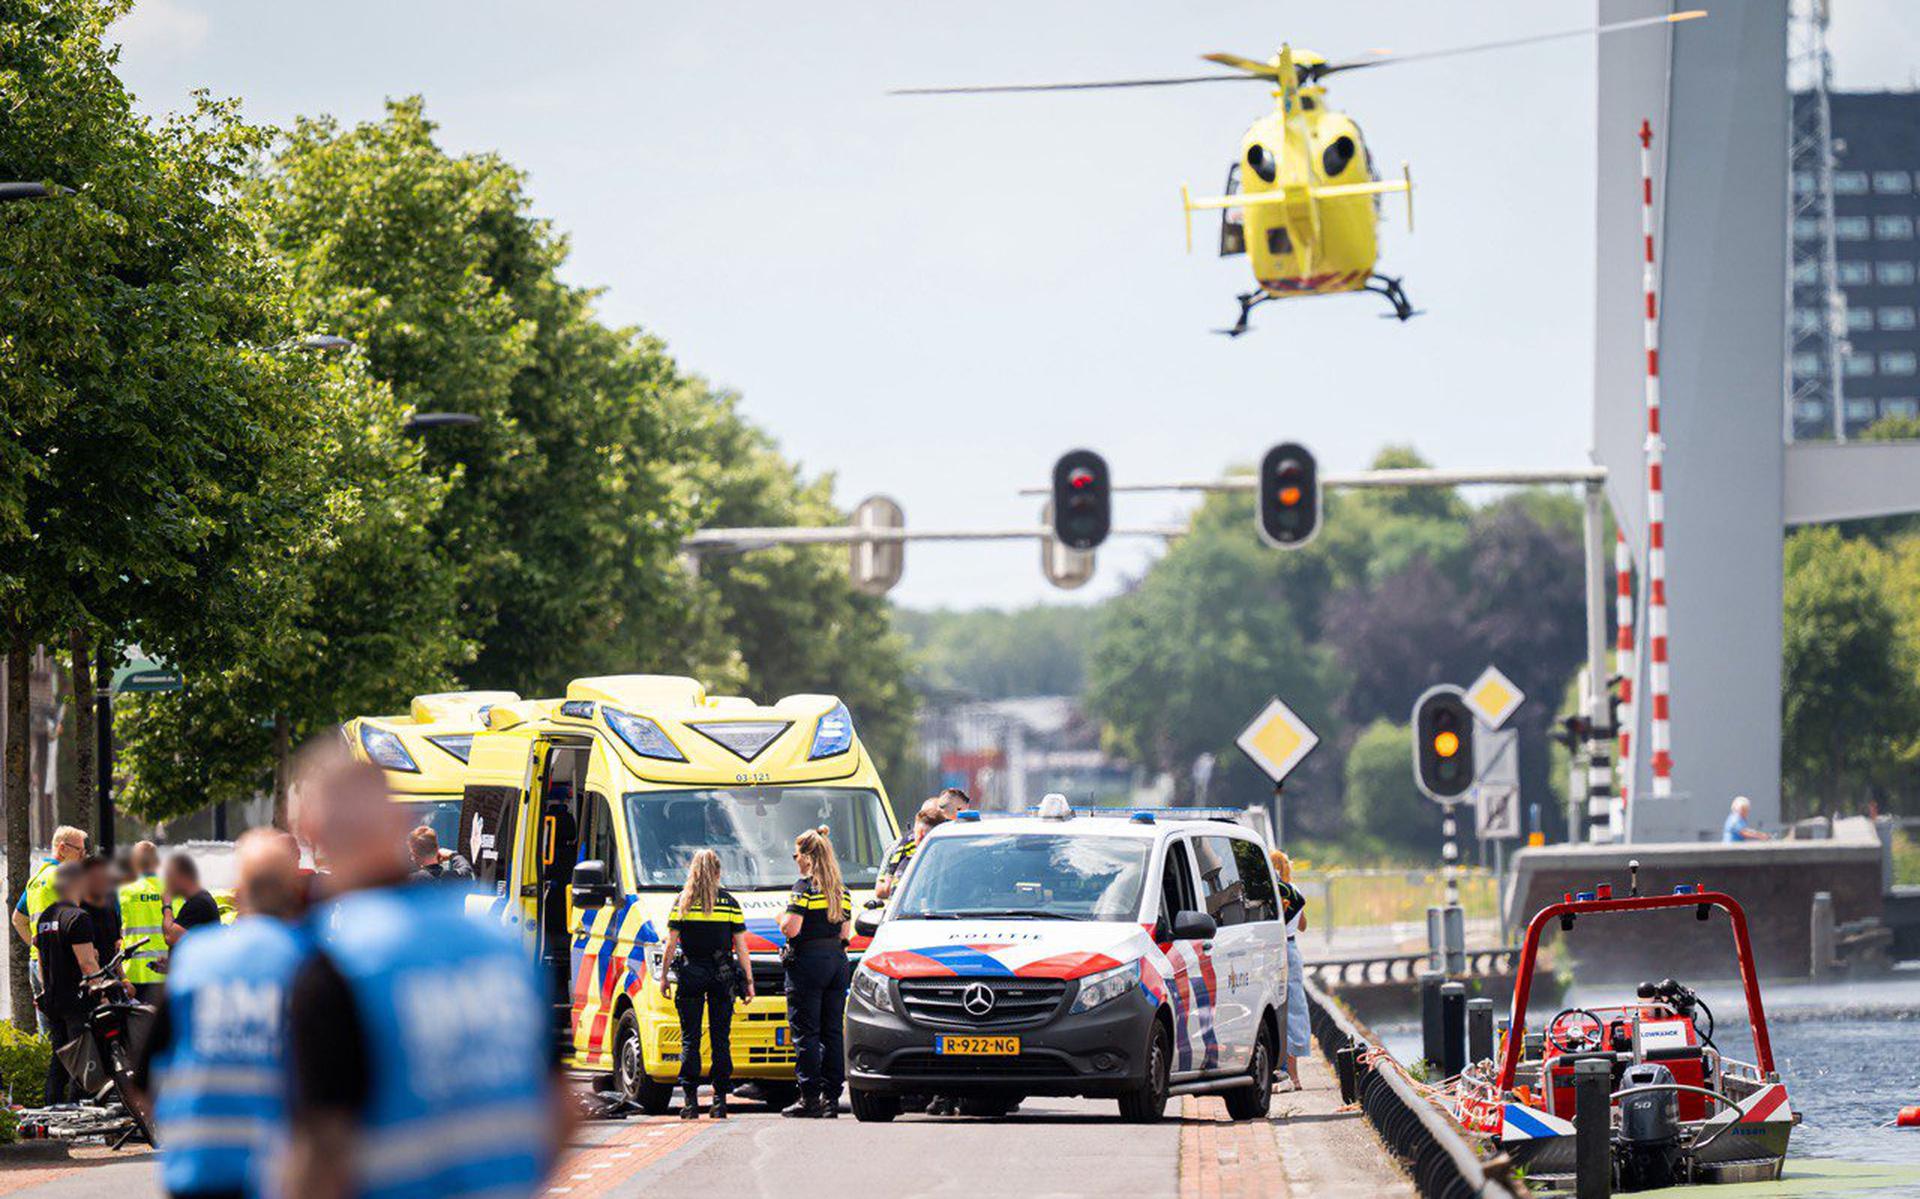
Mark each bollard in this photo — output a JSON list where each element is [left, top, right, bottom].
[[1426, 905, 1445, 974], [1440, 981, 1467, 1078], [1443, 903, 1467, 976], [1335, 1044, 1358, 1104], [1467, 997, 1495, 1064], [1574, 1056, 1614, 1198], [1420, 972, 1444, 1070], [1810, 891, 1836, 981]]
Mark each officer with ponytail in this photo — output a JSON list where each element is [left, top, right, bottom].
[[779, 826, 852, 1119], [659, 849, 755, 1119]]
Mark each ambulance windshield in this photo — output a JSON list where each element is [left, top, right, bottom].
[[891, 833, 1151, 922], [624, 786, 891, 889]]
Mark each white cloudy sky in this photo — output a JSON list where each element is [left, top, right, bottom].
[[111, 1, 1920, 609]]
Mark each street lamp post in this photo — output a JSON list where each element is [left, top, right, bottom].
[[403, 412, 483, 434]]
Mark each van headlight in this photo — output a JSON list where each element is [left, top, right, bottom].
[[1069, 962, 1138, 1014], [851, 963, 894, 1013]]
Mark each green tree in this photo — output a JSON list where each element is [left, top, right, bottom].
[[895, 605, 1093, 700], [251, 99, 702, 695], [1085, 491, 1344, 808], [1343, 720, 1436, 853], [665, 379, 917, 789], [2, 0, 317, 1026], [1781, 527, 1918, 815], [116, 359, 471, 823]]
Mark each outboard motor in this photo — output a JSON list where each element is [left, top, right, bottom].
[[1616, 1062, 1682, 1192]]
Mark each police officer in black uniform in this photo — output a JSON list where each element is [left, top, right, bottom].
[[659, 849, 755, 1119], [779, 827, 852, 1119]]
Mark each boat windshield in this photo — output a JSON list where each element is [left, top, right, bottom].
[[623, 786, 891, 890], [891, 833, 1151, 922]]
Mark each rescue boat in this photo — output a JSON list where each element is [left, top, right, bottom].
[[1447, 877, 1794, 1191]]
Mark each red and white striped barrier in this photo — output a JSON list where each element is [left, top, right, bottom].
[[1615, 528, 1635, 829], [1638, 118, 1674, 800]]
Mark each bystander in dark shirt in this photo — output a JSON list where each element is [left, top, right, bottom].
[[33, 901, 97, 1016], [173, 889, 221, 931]]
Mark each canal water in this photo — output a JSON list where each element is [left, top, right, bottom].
[[1374, 973, 1920, 1187]]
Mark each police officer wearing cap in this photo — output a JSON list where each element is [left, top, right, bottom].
[[283, 747, 572, 1199], [141, 830, 309, 1199]]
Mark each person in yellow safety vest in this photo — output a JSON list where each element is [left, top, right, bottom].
[[9, 825, 89, 1036], [118, 840, 169, 1004]]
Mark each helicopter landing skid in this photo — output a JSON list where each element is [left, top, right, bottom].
[[1214, 291, 1270, 338], [1364, 274, 1419, 321]]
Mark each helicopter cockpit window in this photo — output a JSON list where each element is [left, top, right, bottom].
[[1219, 163, 1246, 258], [1246, 144, 1277, 185], [1320, 135, 1356, 178]]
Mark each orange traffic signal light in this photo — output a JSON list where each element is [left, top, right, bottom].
[[1412, 686, 1475, 801], [1258, 443, 1319, 548]]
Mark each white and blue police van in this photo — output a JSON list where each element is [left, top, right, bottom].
[[846, 796, 1289, 1123]]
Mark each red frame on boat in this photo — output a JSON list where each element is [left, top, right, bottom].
[[1495, 890, 1776, 1091]]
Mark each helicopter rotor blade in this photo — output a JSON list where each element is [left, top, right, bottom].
[[890, 74, 1256, 95], [1200, 52, 1281, 78], [1312, 9, 1707, 78]]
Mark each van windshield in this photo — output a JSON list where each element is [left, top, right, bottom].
[[623, 787, 892, 890], [891, 833, 1151, 922]]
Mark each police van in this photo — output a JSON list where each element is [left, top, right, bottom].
[[846, 797, 1288, 1123], [343, 690, 524, 848], [454, 674, 898, 1111]]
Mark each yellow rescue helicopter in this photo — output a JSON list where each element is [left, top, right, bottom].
[[894, 11, 1705, 337]]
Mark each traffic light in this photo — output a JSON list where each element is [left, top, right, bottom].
[[1051, 449, 1111, 550], [1258, 442, 1319, 548], [1412, 685, 1476, 801]]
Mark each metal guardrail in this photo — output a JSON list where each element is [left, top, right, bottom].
[[1305, 978, 1523, 1199], [1305, 948, 1520, 989]]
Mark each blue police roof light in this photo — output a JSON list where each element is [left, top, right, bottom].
[[956, 810, 982, 822], [1130, 811, 1156, 824]]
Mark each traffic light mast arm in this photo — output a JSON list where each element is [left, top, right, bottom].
[[684, 524, 1186, 550], [1018, 465, 1608, 496]]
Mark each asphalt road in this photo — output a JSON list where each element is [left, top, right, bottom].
[[0, 1055, 1414, 1199]]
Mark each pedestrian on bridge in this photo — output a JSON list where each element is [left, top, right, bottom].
[[780, 826, 852, 1119], [1723, 795, 1772, 843], [1270, 850, 1310, 1091], [659, 849, 755, 1119]]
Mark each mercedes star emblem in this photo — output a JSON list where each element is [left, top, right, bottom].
[[961, 982, 997, 1017]]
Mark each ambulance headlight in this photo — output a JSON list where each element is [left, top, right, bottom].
[[645, 944, 676, 986], [1069, 962, 1138, 1014], [851, 963, 894, 1013], [358, 725, 419, 773], [605, 707, 687, 762], [809, 703, 855, 760]]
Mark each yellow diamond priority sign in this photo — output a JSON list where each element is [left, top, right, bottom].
[[1235, 696, 1320, 785], [1464, 664, 1524, 730]]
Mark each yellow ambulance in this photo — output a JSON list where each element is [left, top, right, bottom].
[[456, 674, 897, 1111], [342, 690, 524, 848]]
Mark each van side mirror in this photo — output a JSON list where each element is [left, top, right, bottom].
[[854, 904, 885, 939], [1172, 910, 1217, 941], [570, 859, 618, 908]]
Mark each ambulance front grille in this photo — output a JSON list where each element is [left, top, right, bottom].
[[897, 978, 1067, 1029]]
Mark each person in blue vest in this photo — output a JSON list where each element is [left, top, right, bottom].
[[140, 828, 310, 1199], [282, 748, 573, 1199]]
